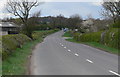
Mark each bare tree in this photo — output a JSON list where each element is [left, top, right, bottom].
[[6, 0, 41, 38], [25, 11, 41, 38], [101, 0, 120, 22], [67, 14, 83, 29]]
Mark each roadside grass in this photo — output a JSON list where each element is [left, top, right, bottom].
[[66, 38, 80, 43], [0, 60, 1, 76], [84, 42, 119, 54], [64, 32, 119, 55], [2, 38, 43, 75], [66, 38, 119, 55], [2, 30, 58, 75], [62, 31, 72, 37]]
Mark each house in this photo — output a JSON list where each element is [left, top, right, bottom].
[[0, 22, 19, 35]]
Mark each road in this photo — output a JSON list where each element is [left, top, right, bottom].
[[31, 31, 119, 75]]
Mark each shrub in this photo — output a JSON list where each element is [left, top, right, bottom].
[[2, 29, 59, 60], [73, 32, 81, 41], [112, 20, 120, 28], [73, 28, 119, 49], [32, 29, 59, 40], [2, 34, 31, 60], [104, 28, 119, 49], [74, 31, 102, 42]]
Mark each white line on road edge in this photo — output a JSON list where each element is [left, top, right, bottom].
[[75, 53, 79, 56], [109, 70, 120, 76], [64, 47, 67, 48], [68, 49, 71, 52], [86, 59, 93, 63]]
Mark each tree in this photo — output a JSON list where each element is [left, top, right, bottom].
[[6, 0, 41, 38], [101, 0, 120, 22], [67, 14, 83, 29], [24, 11, 41, 38], [56, 14, 66, 29]]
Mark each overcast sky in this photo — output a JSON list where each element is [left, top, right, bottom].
[[0, 0, 104, 19]]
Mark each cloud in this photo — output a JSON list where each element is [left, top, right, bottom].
[[0, 0, 7, 12], [0, 2, 103, 19], [36, 2, 102, 19], [42, 0, 103, 2], [91, 2, 103, 6]]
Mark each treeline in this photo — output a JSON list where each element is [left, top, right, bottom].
[[2, 14, 83, 30], [2, 14, 116, 33]]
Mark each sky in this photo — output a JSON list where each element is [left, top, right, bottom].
[[0, 0, 104, 19]]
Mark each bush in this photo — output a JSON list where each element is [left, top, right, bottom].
[[2, 34, 31, 60], [2, 29, 59, 60], [35, 24, 52, 30], [73, 28, 119, 49], [112, 20, 120, 28], [73, 32, 81, 41], [32, 29, 59, 40], [104, 28, 119, 49], [75, 31, 102, 42]]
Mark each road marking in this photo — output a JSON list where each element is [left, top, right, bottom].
[[64, 47, 67, 49], [75, 53, 79, 56], [61, 45, 64, 46], [109, 70, 120, 76], [68, 49, 71, 52], [86, 59, 93, 63]]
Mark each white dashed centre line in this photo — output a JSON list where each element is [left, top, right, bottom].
[[109, 70, 120, 76], [68, 49, 71, 52], [64, 47, 67, 49], [75, 53, 79, 56], [86, 59, 93, 63], [61, 45, 64, 46]]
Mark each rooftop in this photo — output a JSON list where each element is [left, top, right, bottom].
[[0, 22, 18, 27]]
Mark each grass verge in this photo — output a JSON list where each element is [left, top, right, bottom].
[[0, 60, 1, 76], [2, 30, 58, 75], [65, 36, 119, 55], [2, 38, 43, 75], [62, 31, 72, 37], [63, 31, 119, 55]]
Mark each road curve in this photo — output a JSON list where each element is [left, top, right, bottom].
[[30, 31, 119, 75]]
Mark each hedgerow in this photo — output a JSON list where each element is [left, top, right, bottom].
[[73, 28, 119, 50], [2, 29, 59, 60], [103, 28, 119, 49], [32, 29, 59, 40], [2, 34, 31, 60]]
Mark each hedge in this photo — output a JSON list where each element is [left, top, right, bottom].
[[1, 29, 59, 60], [73, 28, 120, 50], [103, 28, 119, 49], [32, 29, 59, 40], [2, 34, 31, 60], [111, 20, 120, 28]]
